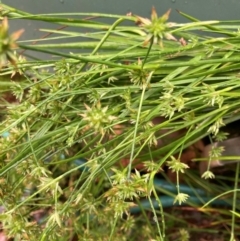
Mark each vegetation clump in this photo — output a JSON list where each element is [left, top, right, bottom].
[[0, 4, 240, 240]]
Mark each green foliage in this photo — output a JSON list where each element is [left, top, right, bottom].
[[0, 3, 240, 240]]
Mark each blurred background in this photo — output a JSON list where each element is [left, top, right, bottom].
[[3, 0, 240, 41]]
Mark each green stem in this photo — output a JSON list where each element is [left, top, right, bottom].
[[148, 195, 164, 241], [152, 187, 165, 239], [18, 44, 140, 70], [126, 63, 154, 178], [230, 161, 239, 240], [109, 216, 118, 241], [141, 37, 153, 69]]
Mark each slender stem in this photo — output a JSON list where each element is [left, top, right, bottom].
[[153, 187, 165, 239], [148, 195, 163, 241], [127, 85, 146, 179], [109, 216, 118, 241], [18, 44, 140, 70], [141, 37, 153, 69], [230, 161, 239, 240]]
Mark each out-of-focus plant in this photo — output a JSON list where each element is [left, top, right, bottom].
[[0, 17, 24, 67]]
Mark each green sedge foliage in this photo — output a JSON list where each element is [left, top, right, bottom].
[[0, 4, 240, 240]]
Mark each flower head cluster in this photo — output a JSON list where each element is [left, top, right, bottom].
[[136, 7, 177, 47], [80, 102, 116, 135], [167, 156, 189, 173], [128, 58, 151, 89], [0, 17, 24, 67]]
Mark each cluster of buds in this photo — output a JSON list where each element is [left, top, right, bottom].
[[80, 102, 116, 135], [0, 17, 24, 68], [135, 7, 177, 47]]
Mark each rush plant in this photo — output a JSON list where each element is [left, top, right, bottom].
[[0, 4, 240, 241]]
